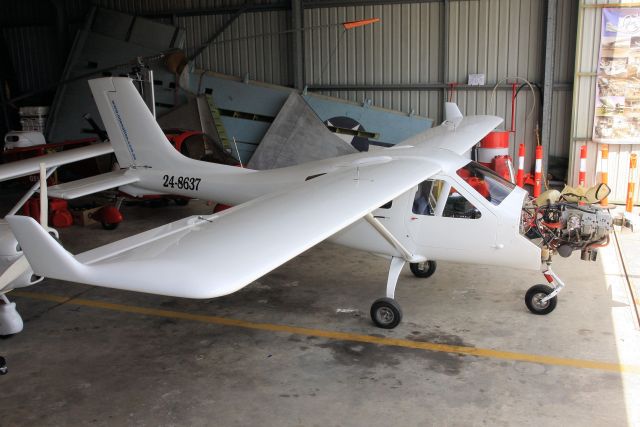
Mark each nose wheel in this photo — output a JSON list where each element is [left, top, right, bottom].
[[525, 284, 557, 314], [525, 266, 564, 315], [0, 356, 6, 375]]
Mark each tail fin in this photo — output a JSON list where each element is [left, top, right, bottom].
[[5, 215, 88, 283], [88, 78, 186, 169]]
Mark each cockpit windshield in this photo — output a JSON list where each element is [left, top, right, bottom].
[[456, 161, 516, 206]]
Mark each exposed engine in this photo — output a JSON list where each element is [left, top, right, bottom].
[[522, 201, 613, 262]]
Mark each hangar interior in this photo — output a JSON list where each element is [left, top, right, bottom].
[[1, 0, 640, 425]]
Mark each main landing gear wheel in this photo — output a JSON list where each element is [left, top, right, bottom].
[[409, 261, 437, 278], [525, 284, 557, 315], [101, 221, 119, 230], [0, 356, 6, 375], [370, 297, 403, 329]]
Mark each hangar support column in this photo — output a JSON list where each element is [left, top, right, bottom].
[[292, 0, 305, 90], [541, 0, 558, 174]]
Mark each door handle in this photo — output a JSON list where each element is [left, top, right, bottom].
[[492, 243, 504, 249]]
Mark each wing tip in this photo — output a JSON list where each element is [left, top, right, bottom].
[[444, 102, 463, 121], [6, 215, 84, 281]]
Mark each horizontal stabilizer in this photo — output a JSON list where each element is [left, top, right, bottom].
[[47, 170, 139, 199], [7, 157, 440, 299], [0, 143, 114, 182]]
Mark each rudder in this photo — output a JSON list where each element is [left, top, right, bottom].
[[89, 78, 186, 169]]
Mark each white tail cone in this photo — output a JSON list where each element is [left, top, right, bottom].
[[0, 298, 24, 335]]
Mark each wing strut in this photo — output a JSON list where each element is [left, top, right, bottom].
[[364, 213, 424, 263]]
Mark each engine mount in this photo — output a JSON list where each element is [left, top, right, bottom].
[[522, 201, 613, 262]]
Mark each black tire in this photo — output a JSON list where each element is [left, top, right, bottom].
[[146, 198, 169, 208], [101, 221, 119, 230], [370, 297, 403, 329], [409, 261, 437, 278], [0, 356, 7, 375], [525, 284, 557, 315], [174, 198, 189, 206]]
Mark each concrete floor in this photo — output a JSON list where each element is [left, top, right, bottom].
[[1, 198, 639, 426]]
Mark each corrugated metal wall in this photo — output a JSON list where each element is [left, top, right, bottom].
[[177, 11, 293, 85], [2, 26, 63, 95], [3, 0, 578, 175], [303, 0, 576, 171], [446, 0, 544, 165], [65, 0, 294, 85], [570, 0, 640, 204], [0, 0, 65, 96], [305, 3, 443, 117]]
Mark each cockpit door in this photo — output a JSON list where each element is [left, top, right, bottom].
[[406, 175, 501, 265]]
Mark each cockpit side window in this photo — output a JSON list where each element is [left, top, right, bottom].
[[442, 190, 482, 219], [413, 179, 481, 219], [456, 162, 515, 206], [412, 180, 436, 215]]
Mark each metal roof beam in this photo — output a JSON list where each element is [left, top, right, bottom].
[[143, 2, 290, 18], [306, 83, 572, 91], [303, 0, 466, 9]]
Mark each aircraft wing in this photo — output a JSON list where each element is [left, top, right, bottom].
[[47, 170, 139, 199], [400, 110, 503, 156], [0, 143, 114, 181], [7, 157, 440, 299], [441, 115, 503, 155]]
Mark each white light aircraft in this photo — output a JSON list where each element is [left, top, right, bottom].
[[0, 141, 114, 337], [1, 77, 613, 336]]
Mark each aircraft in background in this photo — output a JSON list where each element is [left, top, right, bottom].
[[0, 141, 114, 337], [1, 77, 613, 337]]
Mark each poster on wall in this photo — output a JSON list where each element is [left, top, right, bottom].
[[594, 8, 640, 144]]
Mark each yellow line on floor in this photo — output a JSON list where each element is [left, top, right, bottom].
[[11, 290, 640, 375]]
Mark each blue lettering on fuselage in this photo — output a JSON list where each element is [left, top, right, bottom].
[[111, 100, 137, 162]]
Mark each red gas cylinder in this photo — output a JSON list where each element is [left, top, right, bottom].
[[492, 155, 515, 182], [23, 198, 41, 223], [22, 197, 73, 228], [478, 131, 514, 182], [90, 205, 123, 230], [49, 198, 73, 228], [48, 198, 68, 213], [51, 209, 73, 228], [478, 131, 510, 166], [213, 203, 232, 213]]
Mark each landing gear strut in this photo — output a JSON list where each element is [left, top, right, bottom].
[[0, 294, 23, 335], [525, 265, 564, 315], [370, 257, 406, 328], [0, 294, 23, 376]]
